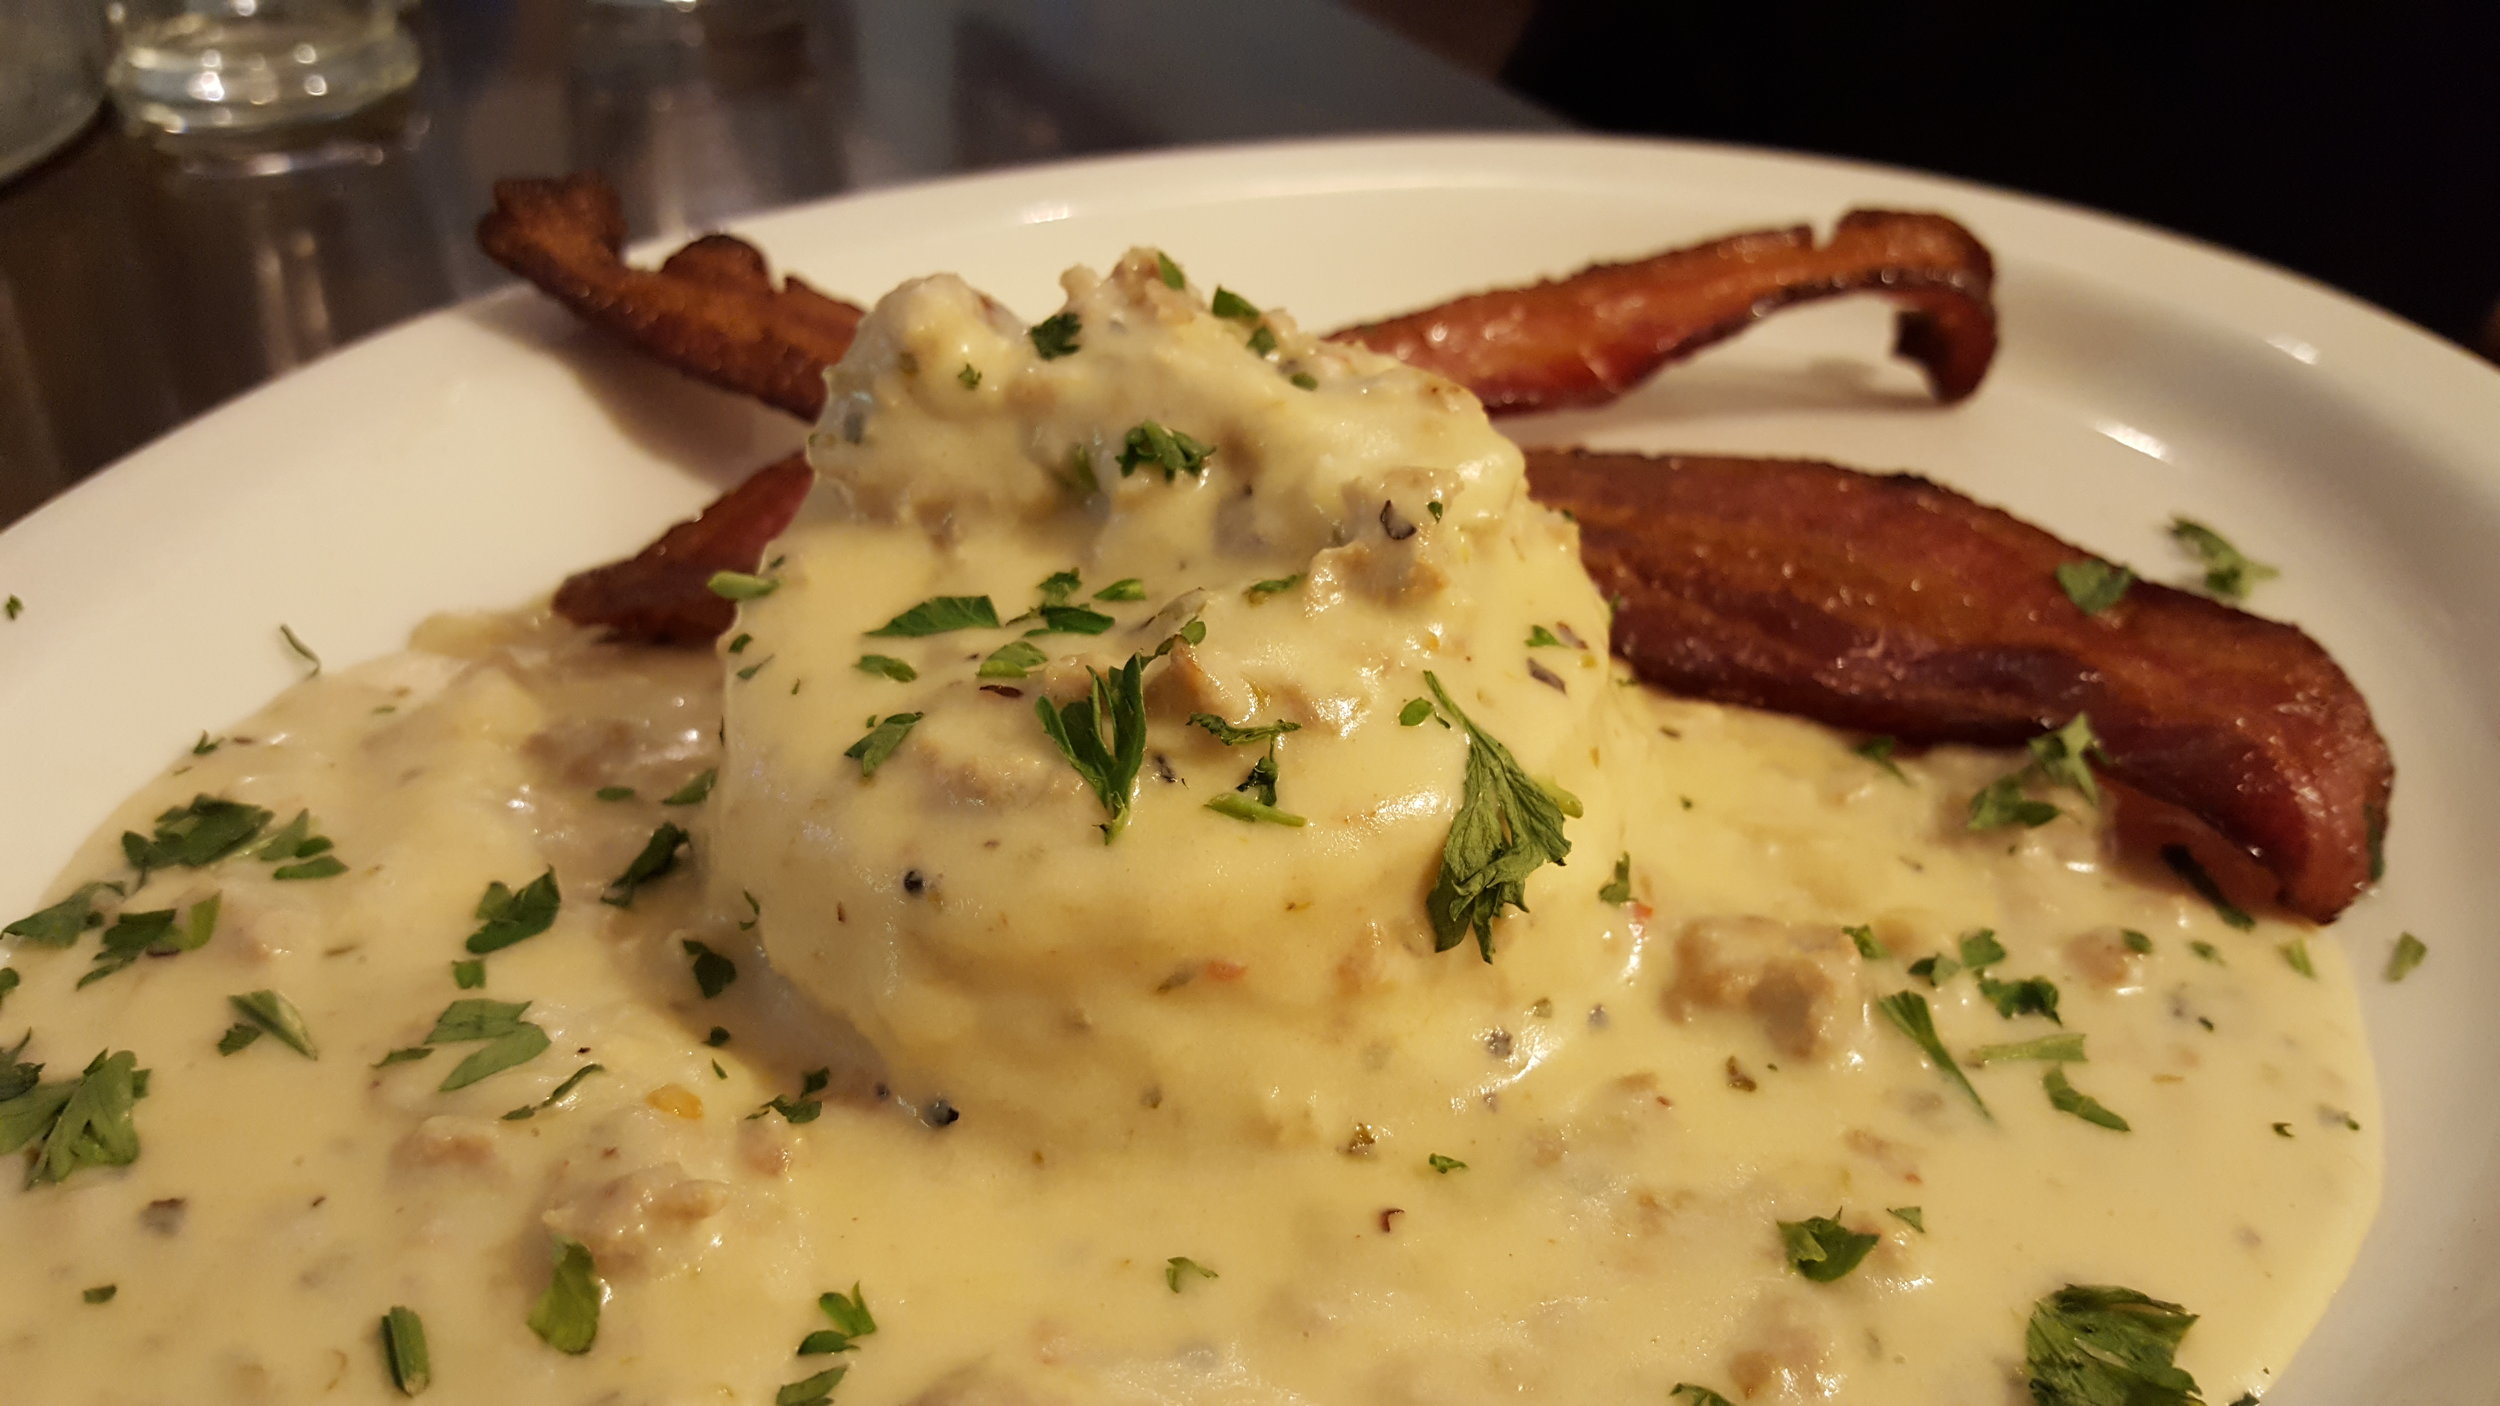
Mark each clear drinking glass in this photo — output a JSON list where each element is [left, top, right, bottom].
[[104, 0, 420, 134], [0, 0, 105, 182]]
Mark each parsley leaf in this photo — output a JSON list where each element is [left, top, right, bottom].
[[1598, 853, 1633, 905], [381, 1305, 430, 1395], [2045, 1065, 2131, 1130], [2027, 714, 2104, 807], [777, 1368, 847, 1406], [451, 959, 486, 989], [2162, 846, 2255, 929], [1875, 991, 1989, 1116], [1967, 775, 2061, 830], [2387, 932, 2428, 982], [683, 939, 736, 999], [811, 1283, 877, 1350], [0, 968, 15, 1016], [1968, 1033, 2087, 1064], [855, 654, 917, 683], [274, 855, 347, 880], [1210, 288, 1259, 321], [755, 1067, 831, 1124], [1118, 421, 1215, 481], [502, 1063, 604, 1121], [2057, 559, 2135, 615], [372, 1047, 433, 1068], [122, 796, 272, 874], [1165, 1256, 1218, 1292], [2170, 516, 2277, 602], [1845, 924, 1889, 960], [867, 596, 999, 637], [8, 1049, 149, 1187], [424, 999, 550, 1091], [5, 880, 122, 947], [1427, 1153, 1467, 1173], [956, 362, 980, 389], [2025, 1285, 2203, 1406], [2, 595, 17, 620], [1397, 698, 1438, 727], [707, 571, 779, 601], [1959, 929, 2009, 969], [1205, 793, 1307, 826], [1888, 1206, 1925, 1233], [1093, 578, 1146, 602], [1778, 1213, 1880, 1282], [1979, 974, 2063, 1023], [601, 824, 689, 907], [845, 713, 923, 779], [1420, 672, 1574, 962], [1671, 1385, 1737, 1406], [216, 1024, 262, 1055], [1854, 735, 1907, 782], [279, 623, 322, 675], [253, 810, 333, 863], [1155, 251, 1185, 288], [527, 1235, 603, 1354], [1028, 311, 1081, 359], [80, 895, 219, 987], [1188, 714, 1301, 746], [1036, 654, 1149, 841], [228, 990, 318, 1058], [2279, 938, 2315, 978], [1525, 625, 1567, 649], [83, 1284, 115, 1304], [1025, 604, 1115, 636], [465, 871, 561, 954], [662, 769, 716, 806], [977, 640, 1048, 679], [1243, 573, 1302, 604]]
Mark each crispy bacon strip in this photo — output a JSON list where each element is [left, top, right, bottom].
[[550, 453, 814, 645], [1331, 211, 1997, 412], [1523, 449, 2390, 923], [477, 175, 864, 419]]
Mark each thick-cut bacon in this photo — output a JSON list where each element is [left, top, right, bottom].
[[550, 453, 814, 645], [1331, 211, 1998, 412], [477, 175, 864, 420], [1522, 449, 2390, 923]]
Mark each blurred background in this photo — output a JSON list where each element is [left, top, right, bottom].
[[0, 0, 2491, 525]]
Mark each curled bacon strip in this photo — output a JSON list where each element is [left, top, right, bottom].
[[550, 453, 814, 646], [477, 175, 863, 419], [1331, 211, 1998, 412], [1523, 449, 2391, 923]]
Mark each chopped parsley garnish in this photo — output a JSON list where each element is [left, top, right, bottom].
[[258, 810, 344, 878], [2274, 1121, 2295, 1138], [1958, 928, 2009, 969], [1525, 625, 1567, 649], [1875, 991, 1989, 1116], [602, 823, 689, 907], [451, 960, 485, 989], [1243, 573, 1302, 604], [2280, 939, 2315, 977], [2044, 1064, 2130, 1130], [465, 871, 561, 954], [1598, 853, 1633, 905], [2387, 932, 2428, 982], [1024, 604, 1115, 636], [728, 632, 752, 654], [844, 713, 923, 779], [1888, 1206, 1925, 1232], [777, 1368, 847, 1406], [1853, 735, 1907, 781], [1420, 672, 1574, 962], [1188, 714, 1301, 746], [527, 1235, 603, 1354], [0, 1049, 149, 1187], [279, 623, 322, 675], [502, 1063, 604, 1121], [1118, 421, 1215, 481], [123, 795, 272, 875], [1671, 1387, 1736, 1406], [663, 769, 716, 806], [1246, 324, 1278, 357], [191, 733, 222, 755], [802, 1283, 877, 1353], [867, 595, 999, 637], [373, 1047, 433, 1068], [2190, 940, 2223, 964], [594, 786, 635, 802], [1777, 1213, 1879, 1282], [2162, 846, 2255, 929], [0, 969, 15, 1015], [855, 654, 917, 682], [2122, 929, 2155, 954], [977, 640, 1048, 679], [1037, 654, 1149, 841], [2025, 1285, 2202, 1406], [1967, 1033, 2087, 1064], [1845, 924, 1889, 960], [1979, 974, 2062, 1023], [1155, 250, 1185, 288], [1094, 578, 1146, 602], [755, 1068, 831, 1124], [2027, 714, 2105, 807], [423, 998, 550, 1092], [3, 596, 17, 620], [83, 1284, 115, 1304], [1909, 953, 1958, 986], [1427, 1153, 1467, 1173], [227, 989, 318, 1058], [1164, 1256, 1218, 1292], [1967, 774, 2061, 830], [2170, 516, 2277, 602], [1209, 288, 1259, 320], [1289, 371, 1319, 390], [5, 880, 122, 947], [1205, 793, 1307, 826], [683, 939, 736, 999], [1035, 569, 1083, 606], [958, 361, 986, 391], [1397, 698, 1438, 727], [2056, 559, 2135, 615], [381, 1305, 430, 1395], [706, 1026, 731, 1047], [81, 895, 218, 987], [1028, 311, 1081, 359], [707, 571, 779, 600], [216, 1024, 261, 1055]]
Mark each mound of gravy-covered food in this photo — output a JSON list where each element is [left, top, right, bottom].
[[0, 252, 2379, 1405]]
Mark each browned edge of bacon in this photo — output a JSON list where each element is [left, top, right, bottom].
[[476, 173, 1998, 422], [1331, 210, 1998, 412], [477, 174, 864, 420], [1524, 449, 2391, 924], [550, 453, 814, 646]]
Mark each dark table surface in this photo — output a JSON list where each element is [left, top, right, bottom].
[[0, 0, 1558, 527]]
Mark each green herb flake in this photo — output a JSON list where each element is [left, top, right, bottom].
[[1887, 1206, 1925, 1233], [1978, 974, 2063, 1023], [1908, 954, 1960, 987], [80, 894, 220, 987], [845, 713, 924, 779], [1959, 929, 2008, 970], [707, 571, 779, 601], [601, 824, 690, 908], [1118, 421, 1216, 481], [808, 1283, 877, 1351], [2170, 516, 2278, 602], [273, 855, 347, 881], [5, 881, 122, 948], [1243, 573, 1302, 604], [2122, 929, 2155, 954], [2386, 932, 2428, 982], [0, 968, 16, 1015], [683, 939, 736, 999], [2279, 938, 2316, 978], [1671, 1384, 1737, 1406], [1967, 775, 2060, 831], [280, 623, 323, 675], [755, 1067, 831, 1125], [855, 654, 918, 683], [1189, 714, 1301, 746], [1024, 604, 1116, 637], [191, 732, 222, 755], [1209, 288, 1259, 321], [1037, 655, 1150, 841], [1845, 924, 1889, 960], [527, 1235, 604, 1355], [373, 1046, 432, 1068], [727, 633, 752, 654], [1525, 625, 1566, 649], [2044, 1064, 2131, 1131], [706, 1026, 731, 1047], [228, 989, 318, 1058], [424, 998, 550, 1092], [594, 786, 635, 802], [2273, 1121, 2295, 1138], [381, 1305, 430, 1395], [659, 769, 716, 807], [1028, 311, 1082, 360], [2027, 714, 2105, 807], [2162, 846, 2256, 929], [1155, 251, 1185, 288], [1854, 735, 1907, 782], [1165, 1256, 1219, 1292], [2189, 940, 2223, 964], [123, 795, 273, 873], [3, 595, 17, 620], [502, 1063, 605, 1122], [1421, 672, 1575, 963], [1204, 794, 1308, 827], [83, 1284, 115, 1304], [956, 363, 981, 389], [1777, 1213, 1880, 1283], [1596, 852, 1633, 906], [1427, 1153, 1467, 1174], [1397, 698, 1438, 727], [1967, 1033, 2088, 1065], [3, 1049, 149, 1187], [776, 1367, 848, 1406], [2056, 559, 2135, 615], [977, 640, 1049, 679], [1093, 577, 1147, 602], [2024, 1284, 2203, 1406], [867, 595, 1000, 638], [465, 871, 561, 955], [451, 960, 486, 989], [1876, 991, 1989, 1116], [1289, 371, 1319, 390]]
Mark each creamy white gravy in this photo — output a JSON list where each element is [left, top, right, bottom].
[[0, 253, 2378, 1406]]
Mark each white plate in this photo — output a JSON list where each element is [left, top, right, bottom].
[[4, 134, 2497, 1400]]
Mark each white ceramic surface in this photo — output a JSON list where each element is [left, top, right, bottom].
[[4, 135, 2495, 1401]]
